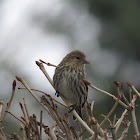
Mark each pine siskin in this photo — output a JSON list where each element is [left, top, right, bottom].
[[53, 50, 89, 120]]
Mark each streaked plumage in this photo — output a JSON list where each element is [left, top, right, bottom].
[[53, 50, 89, 119]]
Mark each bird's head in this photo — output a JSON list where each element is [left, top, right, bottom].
[[60, 50, 89, 67]]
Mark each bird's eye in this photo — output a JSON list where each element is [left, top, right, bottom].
[[76, 57, 80, 59]]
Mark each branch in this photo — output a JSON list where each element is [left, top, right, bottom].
[[118, 121, 131, 140], [39, 59, 57, 67], [36, 61, 95, 137], [109, 126, 117, 140], [0, 80, 16, 126], [16, 76, 50, 114], [41, 95, 67, 135], [40, 111, 43, 140], [36, 61, 54, 87], [98, 94, 121, 130], [0, 101, 4, 119], [44, 127, 57, 140], [83, 79, 129, 110], [131, 95, 140, 140], [127, 82, 140, 98], [21, 126, 26, 140], [5, 111, 25, 125], [18, 87, 68, 108], [115, 109, 128, 133], [115, 93, 137, 132]]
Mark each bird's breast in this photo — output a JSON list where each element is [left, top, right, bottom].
[[54, 66, 85, 104]]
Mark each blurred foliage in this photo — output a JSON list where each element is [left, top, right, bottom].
[[83, 0, 140, 60]]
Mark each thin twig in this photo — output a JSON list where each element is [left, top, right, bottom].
[[70, 126, 81, 140], [30, 116, 37, 139], [113, 114, 117, 126], [23, 98, 30, 122], [5, 111, 26, 125], [104, 131, 109, 140], [36, 61, 54, 87], [127, 82, 140, 98], [115, 94, 137, 132], [18, 87, 68, 108], [115, 109, 128, 133], [0, 80, 16, 126], [98, 94, 121, 130], [36, 61, 96, 137], [131, 95, 140, 140], [84, 104, 90, 125], [109, 126, 117, 140], [16, 76, 51, 114], [41, 95, 67, 135], [101, 114, 112, 125], [0, 101, 4, 119], [90, 101, 94, 117], [19, 102, 28, 125], [33, 114, 40, 140], [79, 117, 105, 138], [83, 79, 129, 110], [44, 126, 57, 140], [40, 111, 43, 140], [99, 84, 123, 130], [28, 123, 31, 140], [39, 59, 57, 67], [21, 125, 26, 140], [122, 93, 130, 106], [118, 121, 131, 140], [64, 114, 73, 137]]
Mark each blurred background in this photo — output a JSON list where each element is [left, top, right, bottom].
[[0, 0, 140, 139]]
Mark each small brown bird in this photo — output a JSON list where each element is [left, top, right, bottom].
[[53, 50, 89, 120]]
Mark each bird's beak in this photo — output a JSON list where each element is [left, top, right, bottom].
[[83, 59, 90, 64]]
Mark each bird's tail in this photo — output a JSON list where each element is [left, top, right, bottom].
[[73, 107, 83, 120]]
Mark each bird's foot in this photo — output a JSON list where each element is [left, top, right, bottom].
[[69, 103, 77, 113], [55, 91, 59, 97]]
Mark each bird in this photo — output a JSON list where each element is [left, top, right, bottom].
[[53, 50, 89, 120]]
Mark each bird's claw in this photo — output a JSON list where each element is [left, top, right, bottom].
[[69, 103, 77, 113], [55, 91, 60, 97]]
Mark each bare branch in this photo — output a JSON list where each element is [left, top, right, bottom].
[[44, 126, 57, 140], [0, 101, 4, 119], [109, 126, 117, 140], [39, 111, 43, 140], [36, 61, 96, 137], [98, 91, 122, 130], [19, 87, 68, 108], [16, 76, 51, 114], [21, 126, 26, 140], [83, 79, 129, 110], [0, 80, 16, 126], [127, 82, 140, 98], [118, 121, 131, 140], [39, 59, 57, 67], [131, 95, 140, 140]]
